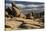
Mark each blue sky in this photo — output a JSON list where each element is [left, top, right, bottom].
[[8, 0, 44, 2]]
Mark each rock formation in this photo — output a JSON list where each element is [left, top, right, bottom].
[[5, 2, 44, 31]]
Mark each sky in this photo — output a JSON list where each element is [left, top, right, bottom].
[[8, 0, 44, 2], [6, 0, 44, 9], [6, 0, 44, 13]]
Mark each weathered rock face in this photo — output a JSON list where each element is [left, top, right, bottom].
[[5, 17, 44, 30], [6, 20, 22, 29], [5, 2, 44, 31]]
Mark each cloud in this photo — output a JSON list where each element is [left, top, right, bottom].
[[16, 4, 26, 8], [6, 3, 12, 7], [26, 4, 40, 7], [25, 4, 44, 8], [24, 9, 32, 10]]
